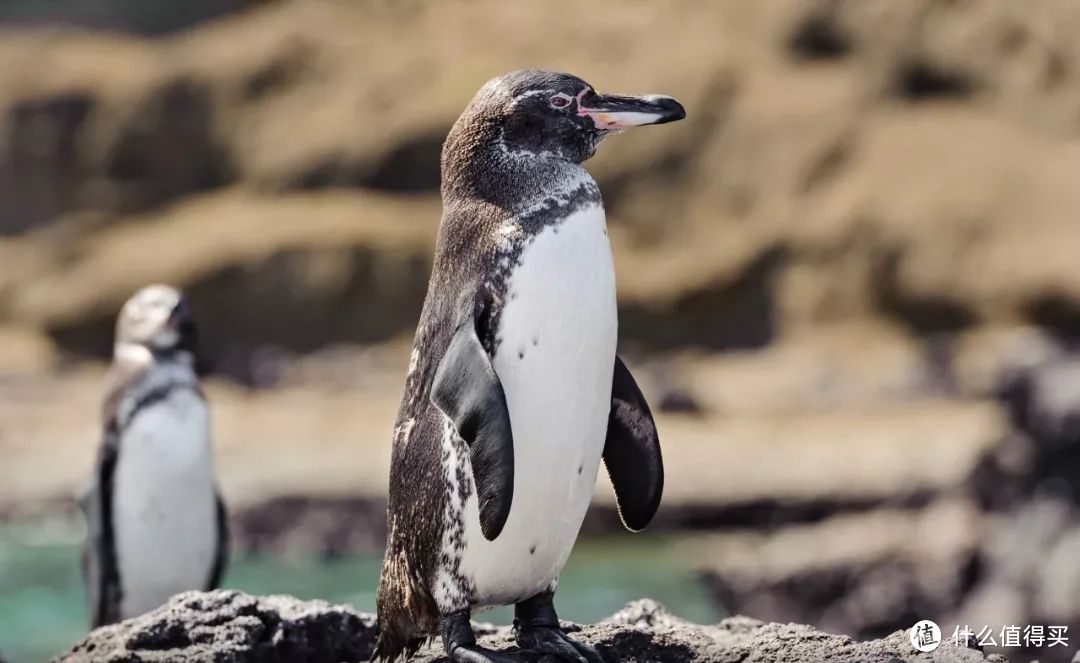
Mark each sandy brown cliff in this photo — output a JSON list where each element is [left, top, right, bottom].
[[2, 0, 1080, 373]]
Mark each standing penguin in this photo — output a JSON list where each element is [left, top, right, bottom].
[[81, 284, 228, 627], [375, 70, 683, 663]]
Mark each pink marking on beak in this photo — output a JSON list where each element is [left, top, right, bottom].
[[576, 89, 623, 130], [576, 87, 635, 130], [574, 87, 592, 115]]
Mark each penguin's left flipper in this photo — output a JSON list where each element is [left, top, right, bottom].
[[432, 290, 514, 541], [206, 492, 229, 589], [79, 477, 104, 624], [83, 428, 122, 627], [604, 356, 664, 531]]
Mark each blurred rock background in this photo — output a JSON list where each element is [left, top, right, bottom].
[[1, 0, 1080, 661]]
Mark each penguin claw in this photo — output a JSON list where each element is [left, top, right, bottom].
[[516, 626, 603, 663], [448, 644, 525, 663], [567, 637, 604, 663]]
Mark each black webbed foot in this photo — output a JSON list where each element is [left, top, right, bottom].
[[448, 645, 526, 663], [514, 592, 604, 663], [441, 610, 522, 663], [516, 626, 603, 663]]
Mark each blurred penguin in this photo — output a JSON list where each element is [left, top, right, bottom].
[[81, 284, 228, 627]]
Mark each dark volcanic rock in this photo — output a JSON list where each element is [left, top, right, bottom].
[[694, 346, 1080, 663], [56, 590, 377, 663], [990, 352, 1080, 505], [694, 502, 985, 645], [56, 593, 1003, 663]]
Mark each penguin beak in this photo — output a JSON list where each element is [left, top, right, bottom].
[[168, 298, 197, 343], [168, 299, 190, 329], [577, 92, 686, 131]]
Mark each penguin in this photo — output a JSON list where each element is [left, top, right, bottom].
[[374, 70, 683, 663], [80, 284, 228, 627]]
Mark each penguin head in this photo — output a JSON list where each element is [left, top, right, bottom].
[[115, 284, 197, 356], [457, 69, 686, 165]]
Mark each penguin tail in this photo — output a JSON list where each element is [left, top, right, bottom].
[[373, 549, 439, 661], [371, 630, 426, 663]]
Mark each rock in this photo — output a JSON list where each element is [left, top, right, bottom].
[[687, 341, 1080, 663], [233, 495, 387, 557], [970, 343, 1080, 510], [0, 361, 1004, 523], [57, 590, 377, 663], [689, 501, 986, 641], [55, 592, 1002, 663], [0, 0, 243, 34], [996, 348, 1080, 450], [5, 191, 439, 379], [950, 497, 1080, 663]]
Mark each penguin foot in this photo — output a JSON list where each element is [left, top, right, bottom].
[[442, 609, 523, 663], [515, 626, 603, 663], [513, 592, 604, 663], [448, 644, 527, 663]]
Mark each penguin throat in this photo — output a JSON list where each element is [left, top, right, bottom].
[[443, 136, 589, 211], [115, 341, 194, 369], [495, 126, 603, 166]]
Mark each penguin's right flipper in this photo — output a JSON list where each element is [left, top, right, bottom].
[[604, 356, 664, 532], [206, 492, 229, 589], [431, 289, 514, 541]]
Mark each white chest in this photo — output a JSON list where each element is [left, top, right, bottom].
[[455, 202, 618, 607], [113, 388, 218, 618]]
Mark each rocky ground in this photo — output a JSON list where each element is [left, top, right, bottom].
[[56, 592, 1002, 663]]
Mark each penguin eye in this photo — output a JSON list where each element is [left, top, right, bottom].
[[548, 94, 572, 109]]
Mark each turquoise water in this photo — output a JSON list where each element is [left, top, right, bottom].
[[0, 520, 719, 663]]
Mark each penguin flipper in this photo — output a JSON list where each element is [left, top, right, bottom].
[[80, 476, 103, 625], [431, 291, 514, 541], [206, 492, 229, 589], [604, 356, 664, 531], [84, 428, 123, 627]]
